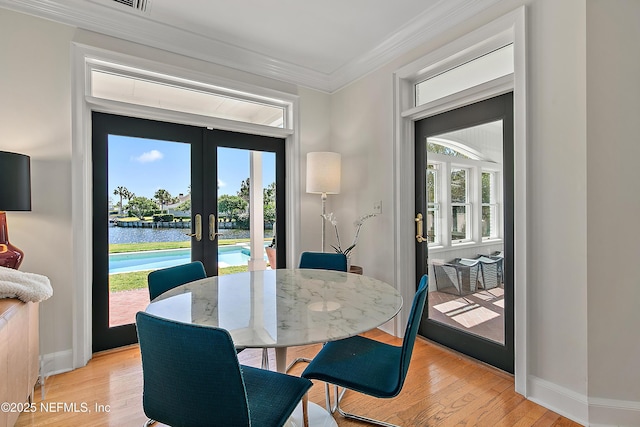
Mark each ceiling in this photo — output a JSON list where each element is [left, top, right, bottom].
[[0, 0, 502, 92]]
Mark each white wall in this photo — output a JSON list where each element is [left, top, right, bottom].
[[0, 9, 76, 371], [586, 1, 640, 424], [297, 87, 332, 255], [523, 0, 589, 418]]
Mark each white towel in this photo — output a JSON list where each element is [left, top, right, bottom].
[[0, 266, 53, 303]]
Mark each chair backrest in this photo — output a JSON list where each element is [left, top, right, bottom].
[[147, 260, 206, 300], [136, 311, 251, 427], [396, 275, 429, 393], [433, 263, 459, 292], [298, 251, 348, 271], [475, 256, 501, 289]]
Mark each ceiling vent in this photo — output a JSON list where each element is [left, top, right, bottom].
[[112, 0, 151, 13], [105, 0, 151, 14]]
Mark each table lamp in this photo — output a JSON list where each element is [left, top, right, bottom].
[[306, 152, 341, 252], [0, 151, 32, 269]]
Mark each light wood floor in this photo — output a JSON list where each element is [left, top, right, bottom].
[[16, 330, 581, 427]]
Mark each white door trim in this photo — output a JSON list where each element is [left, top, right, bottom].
[[392, 6, 527, 394], [71, 42, 301, 368]]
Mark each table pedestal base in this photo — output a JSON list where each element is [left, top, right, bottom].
[[286, 401, 337, 427]]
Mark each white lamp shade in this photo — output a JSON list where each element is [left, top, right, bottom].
[[306, 152, 341, 194]]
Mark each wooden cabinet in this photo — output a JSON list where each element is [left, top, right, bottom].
[[0, 300, 39, 427]]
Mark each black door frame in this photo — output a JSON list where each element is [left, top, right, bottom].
[[415, 92, 514, 373], [92, 112, 286, 352]]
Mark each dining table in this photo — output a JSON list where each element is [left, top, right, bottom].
[[145, 268, 403, 427]]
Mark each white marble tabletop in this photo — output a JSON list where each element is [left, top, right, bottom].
[[145, 268, 403, 351], [145, 269, 402, 427]]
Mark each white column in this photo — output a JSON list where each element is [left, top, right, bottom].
[[248, 151, 266, 271]]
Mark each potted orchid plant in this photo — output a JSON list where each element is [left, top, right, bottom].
[[322, 212, 378, 264]]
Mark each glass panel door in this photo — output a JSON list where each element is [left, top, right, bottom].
[[93, 112, 203, 351], [92, 114, 286, 352], [415, 93, 514, 373], [215, 147, 277, 275], [206, 128, 285, 276], [107, 137, 192, 328]]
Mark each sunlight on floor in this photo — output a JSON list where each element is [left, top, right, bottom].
[[433, 296, 501, 329], [451, 306, 500, 328], [433, 299, 469, 313]]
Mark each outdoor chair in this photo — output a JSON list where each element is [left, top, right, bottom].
[[432, 258, 481, 295], [474, 255, 502, 289], [136, 312, 312, 427], [301, 275, 429, 427]]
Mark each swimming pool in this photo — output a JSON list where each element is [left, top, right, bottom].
[[108, 244, 268, 274]]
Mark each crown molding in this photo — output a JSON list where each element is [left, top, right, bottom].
[[0, 0, 502, 93], [328, 0, 504, 92]]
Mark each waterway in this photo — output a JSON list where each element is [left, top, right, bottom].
[[109, 225, 273, 244]]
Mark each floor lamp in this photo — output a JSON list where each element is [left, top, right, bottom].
[[306, 152, 341, 252], [0, 151, 32, 269]]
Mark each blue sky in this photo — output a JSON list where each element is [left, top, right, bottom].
[[108, 135, 275, 202]]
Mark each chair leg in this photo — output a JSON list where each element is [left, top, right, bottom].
[[261, 348, 270, 370], [285, 356, 312, 372], [302, 393, 309, 427], [331, 385, 400, 427]]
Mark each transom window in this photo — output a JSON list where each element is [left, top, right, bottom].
[[415, 44, 514, 107], [88, 64, 291, 129]]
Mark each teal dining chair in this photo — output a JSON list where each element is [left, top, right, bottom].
[[136, 311, 312, 427], [298, 251, 348, 272], [286, 251, 349, 373], [147, 260, 207, 301], [301, 275, 428, 427], [146, 261, 271, 370]]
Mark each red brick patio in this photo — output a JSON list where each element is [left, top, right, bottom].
[[109, 288, 150, 327]]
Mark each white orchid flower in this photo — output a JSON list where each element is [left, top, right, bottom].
[[322, 212, 338, 226], [322, 212, 378, 257]]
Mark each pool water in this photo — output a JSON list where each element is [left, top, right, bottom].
[[109, 244, 268, 274]]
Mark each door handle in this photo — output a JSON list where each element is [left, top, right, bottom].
[[415, 213, 428, 243], [185, 214, 202, 241], [209, 214, 223, 241]]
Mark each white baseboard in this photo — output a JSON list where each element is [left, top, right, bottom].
[[528, 376, 640, 426], [588, 397, 640, 427], [527, 375, 589, 426], [40, 348, 74, 378]]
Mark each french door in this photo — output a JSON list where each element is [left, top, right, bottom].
[[415, 93, 514, 373], [92, 112, 285, 351]]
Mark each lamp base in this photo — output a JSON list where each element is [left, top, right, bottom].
[[0, 212, 24, 269]]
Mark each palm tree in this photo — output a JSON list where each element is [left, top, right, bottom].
[[113, 186, 131, 216], [154, 189, 177, 214], [124, 188, 135, 202]]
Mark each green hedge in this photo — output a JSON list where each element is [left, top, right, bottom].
[[153, 214, 174, 222]]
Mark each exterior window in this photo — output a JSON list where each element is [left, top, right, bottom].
[[426, 164, 440, 244], [451, 168, 470, 242], [482, 171, 498, 239], [427, 142, 471, 159]]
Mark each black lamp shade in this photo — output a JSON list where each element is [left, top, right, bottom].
[[0, 151, 32, 211]]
